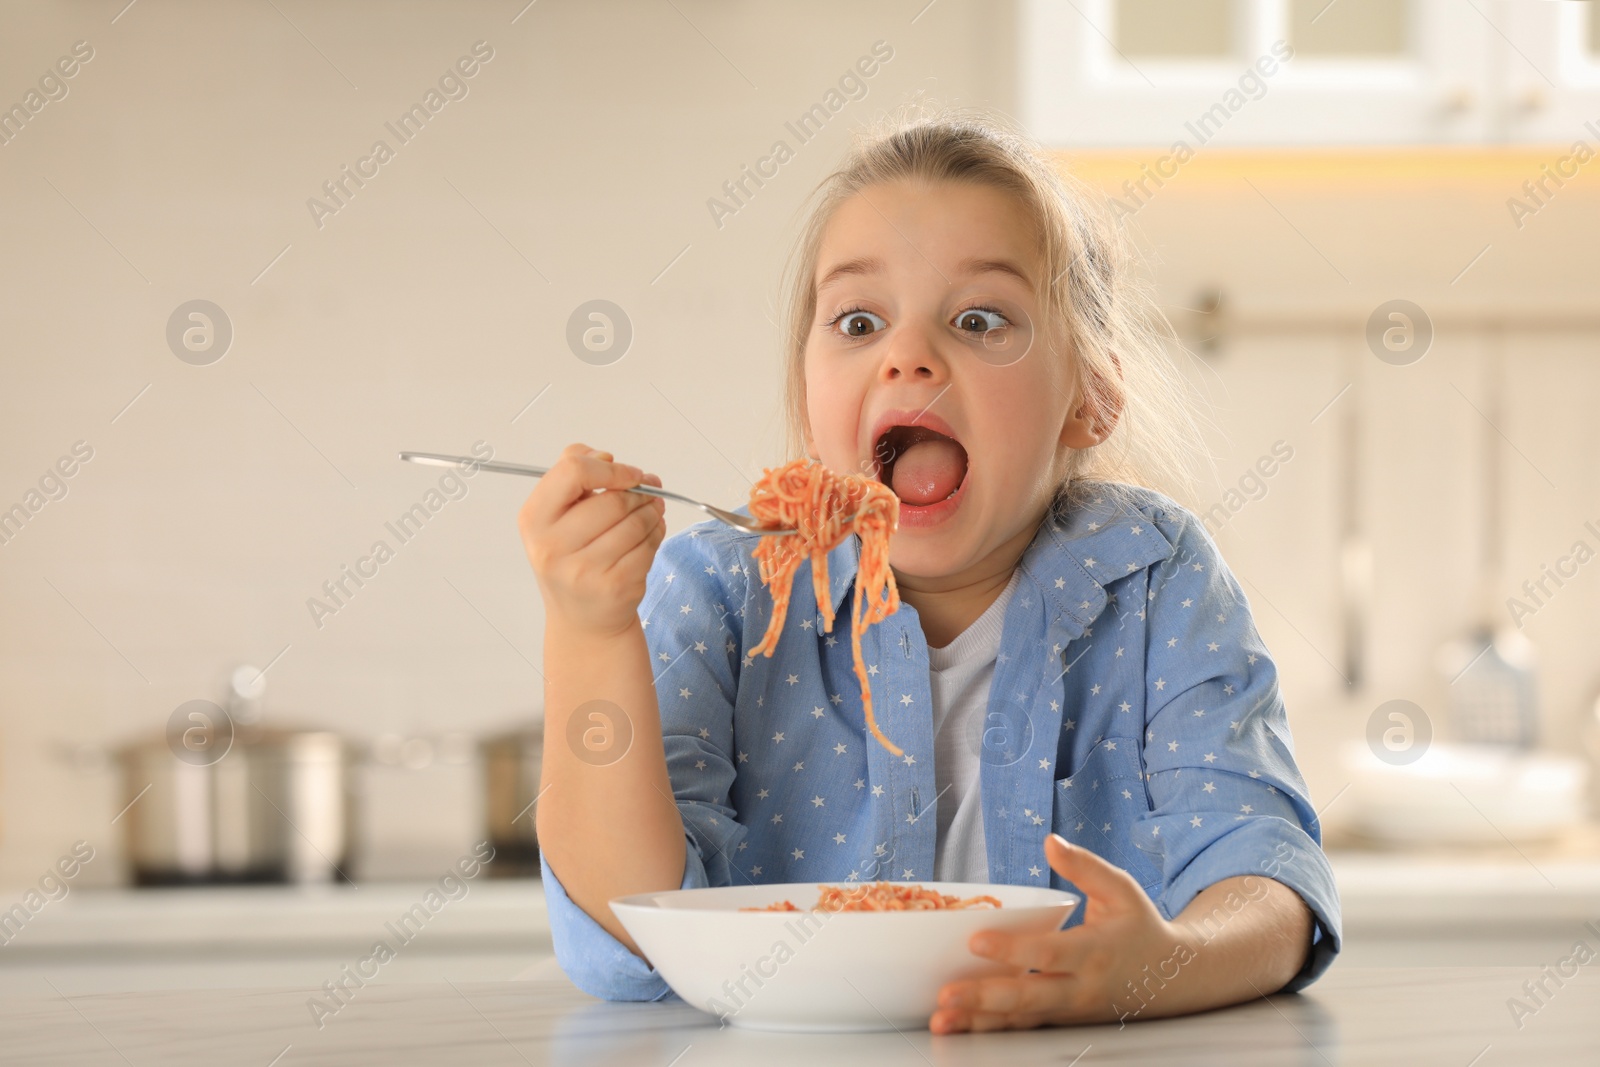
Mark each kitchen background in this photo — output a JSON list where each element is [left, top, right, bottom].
[[2, 0, 1598, 990]]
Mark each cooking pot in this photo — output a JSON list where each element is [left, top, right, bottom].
[[116, 726, 356, 885], [480, 724, 543, 877]]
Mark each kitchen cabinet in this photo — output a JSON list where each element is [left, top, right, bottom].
[[1020, 0, 1600, 145]]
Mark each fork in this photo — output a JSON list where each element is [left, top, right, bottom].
[[398, 451, 798, 536]]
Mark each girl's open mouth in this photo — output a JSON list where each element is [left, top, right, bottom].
[[872, 423, 970, 527]]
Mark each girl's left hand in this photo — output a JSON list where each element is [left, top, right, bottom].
[[930, 833, 1188, 1033]]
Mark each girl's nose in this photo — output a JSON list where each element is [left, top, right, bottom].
[[877, 325, 948, 383]]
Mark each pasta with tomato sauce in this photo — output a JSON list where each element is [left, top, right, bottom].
[[739, 881, 1004, 912], [746, 458, 903, 755]]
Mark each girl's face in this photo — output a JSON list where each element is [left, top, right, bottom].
[[803, 178, 1099, 582]]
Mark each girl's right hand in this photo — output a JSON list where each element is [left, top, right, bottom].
[[518, 442, 667, 638]]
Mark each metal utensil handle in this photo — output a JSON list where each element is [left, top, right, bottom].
[[398, 451, 698, 508], [400, 452, 550, 477]]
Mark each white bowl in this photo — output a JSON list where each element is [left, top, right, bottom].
[[610, 880, 1079, 1032]]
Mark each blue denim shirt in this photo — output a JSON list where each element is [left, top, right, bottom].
[[539, 480, 1342, 1002]]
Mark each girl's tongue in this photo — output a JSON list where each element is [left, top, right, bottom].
[[889, 435, 967, 506]]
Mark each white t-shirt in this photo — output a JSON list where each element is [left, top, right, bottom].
[[930, 567, 1022, 884]]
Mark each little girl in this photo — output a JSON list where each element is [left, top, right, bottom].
[[521, 107, 1340, 1033]]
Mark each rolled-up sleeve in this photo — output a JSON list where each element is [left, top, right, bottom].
[[1131, 503, 1342, 991], [538, 523, 751, 1000], [540, 838, 705, 1001]]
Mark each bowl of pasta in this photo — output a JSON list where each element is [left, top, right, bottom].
[[609, 880, 1080, 1031]]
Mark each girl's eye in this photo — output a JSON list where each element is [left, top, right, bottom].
[[955, 307, 1009, 334], [832, 309, 887, 338]]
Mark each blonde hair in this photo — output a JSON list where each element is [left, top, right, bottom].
[[777, 102, 1212, 517]]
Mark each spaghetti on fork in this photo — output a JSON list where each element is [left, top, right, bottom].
[[746, 458, 903, 755]]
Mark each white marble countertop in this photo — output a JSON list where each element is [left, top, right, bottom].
[[0, 880, 557, 997], [13, 850, 1600, 951], [1332, 852, 1600, 927], [1, 967, 1593, 1066], [5, 854, 1599, 1060], [7, 851, 1599, 996], [2, 880, 550, 953]]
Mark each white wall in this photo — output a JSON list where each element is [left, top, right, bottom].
[[2, 1, 1596, 886], [0, 0, 1019, 884]]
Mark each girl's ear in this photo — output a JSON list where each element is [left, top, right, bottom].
[[1059, 402, 1102, 449], [1062, 355, 1126, 447], [1060, 370, 1124, 448]]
